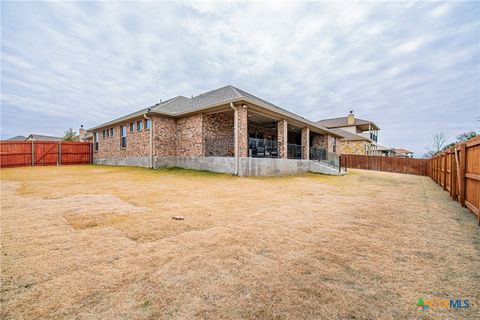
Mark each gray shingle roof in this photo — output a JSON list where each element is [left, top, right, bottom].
[[26, 134, 62, 141], [6, 135, 27, 141], [152, 86, 244, 114], [87, 85, 341, 137], [152, 85, 315, 122]]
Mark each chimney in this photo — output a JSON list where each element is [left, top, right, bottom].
[[79, 125, 85, 142], [347, 110, 355, 125]]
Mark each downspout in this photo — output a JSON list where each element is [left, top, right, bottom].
[[230, 102, 238, 175], [144, 109, 153, 169]]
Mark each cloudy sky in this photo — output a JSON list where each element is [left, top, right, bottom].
[[1, 1, 479, 156]]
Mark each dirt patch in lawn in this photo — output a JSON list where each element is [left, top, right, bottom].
[[1, 165, 479, 319]]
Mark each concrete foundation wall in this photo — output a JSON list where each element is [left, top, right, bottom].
[[155, 156, 234, 174], [238, 157, 310, 176], [93, 156, 150, 167], [94, 156, 343, 176]]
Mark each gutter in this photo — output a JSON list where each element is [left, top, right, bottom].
[[144, 109, 153, 169], [230, 102, 239, 176]]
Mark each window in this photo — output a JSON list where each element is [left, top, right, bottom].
[[333, 137, 337, 153], [102, 130, 106, 138], [145, 118, 151, 130], [110, 128, 114, 137], [120, 126, 127, 148], [94, 132, 99, 151], [130, 122, 134, 133], [137, 120, 143, 131], [106, 129, 109, 138]]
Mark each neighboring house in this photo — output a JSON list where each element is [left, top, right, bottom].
[[6, 135, 27, 141], [5, 134, 62, 142], [75, 125, 93, 142], [87, 85, 344, 176], [394, 148, 413, 158], [317, 111, 382, 156], [376, 145, 396, 157], [25, 134, 62, 141]]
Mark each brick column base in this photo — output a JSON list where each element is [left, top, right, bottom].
[[238, 105, 248, 157], [301, 127, 309, 160], [278, 120, 288, 159]]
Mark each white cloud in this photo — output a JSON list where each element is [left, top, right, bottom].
[[394, 38, 425, 54], [431, 3, 451, 18]]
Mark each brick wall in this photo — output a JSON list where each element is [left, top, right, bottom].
[[311, 134, 327, 149], [154, 117, 176, 157], [176, 114, 204, 157], [339, 140, 369, 155], [93, 109, 339, 162], [94, 116, 160, 159], [248, 124, 277, 139], [203, 112, 234, 140]]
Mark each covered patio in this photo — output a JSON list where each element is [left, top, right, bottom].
[[203, 104, 338, 164]]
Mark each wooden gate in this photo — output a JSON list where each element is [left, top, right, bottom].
[[0, 141, 93, 168]]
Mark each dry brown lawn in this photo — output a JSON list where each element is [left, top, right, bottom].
[[1, 165, 479, 319]]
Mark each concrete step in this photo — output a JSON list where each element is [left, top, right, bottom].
[[309, 160, 347, 176]]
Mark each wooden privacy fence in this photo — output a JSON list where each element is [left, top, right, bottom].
[[0, 141, 93, 168], [426, 136, 480, 225], [341, 154, 427, 175]]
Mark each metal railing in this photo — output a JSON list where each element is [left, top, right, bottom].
[[287, 143, 302, 159], [248, 138, 278, 158], [205, 137, 234, 157], [204, 138, 344, 172], [310, 147, 342, 170], [310, 147, 327, 162]]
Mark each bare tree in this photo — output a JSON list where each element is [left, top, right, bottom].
[[425, 132, 446, 157], [456, 130, 477, 143]]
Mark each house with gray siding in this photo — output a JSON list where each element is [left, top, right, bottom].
[[88, 85, 344, 176]]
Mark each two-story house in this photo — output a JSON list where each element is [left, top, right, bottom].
[[316, 111, 385, 156]]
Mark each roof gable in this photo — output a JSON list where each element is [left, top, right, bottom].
[[330, 128, 373, 142], [316, 116, 379, 130]]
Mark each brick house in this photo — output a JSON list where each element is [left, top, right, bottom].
[[88, 85, 343, 176], [394, 148, 414, 158], [316, 111, 388, 156]]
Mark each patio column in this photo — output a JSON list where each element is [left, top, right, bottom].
[[301, 127, 309, 160], [277, 119, 288, 159], [238, 104, 248, 157]]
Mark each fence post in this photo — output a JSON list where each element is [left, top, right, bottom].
[[450, 150, 457, 200], [59, 142, 62, 165], [443, 152, 447, 191], [458, 143, 466, 207], [31, 140, 35, 166]]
